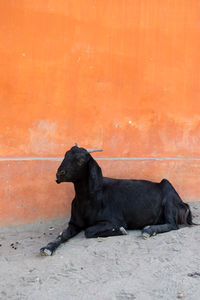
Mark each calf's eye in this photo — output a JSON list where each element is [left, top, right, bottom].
[[76, 158, 84, 166]]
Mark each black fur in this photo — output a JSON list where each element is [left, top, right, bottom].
[[40, 146, 194, 255]]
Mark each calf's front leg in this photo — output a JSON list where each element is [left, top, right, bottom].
[[85, 222, 128, 238], [40, 222, 81, 256]]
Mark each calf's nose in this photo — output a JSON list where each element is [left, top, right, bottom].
[[57, 170, 65, 176]]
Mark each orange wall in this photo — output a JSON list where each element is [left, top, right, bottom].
[[0, 0, 200, 225]]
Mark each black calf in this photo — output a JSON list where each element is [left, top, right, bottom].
[[40, 146, 194, 256]]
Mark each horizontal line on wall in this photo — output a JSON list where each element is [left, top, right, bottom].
[[1, 157, 200, 161]]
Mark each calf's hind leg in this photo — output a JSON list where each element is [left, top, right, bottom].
[[142, 223, 178, 238], [141, 198, 179, 238], [85, 222, 128, 238]]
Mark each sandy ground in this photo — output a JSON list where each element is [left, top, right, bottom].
[[0, 202, 200, 300]]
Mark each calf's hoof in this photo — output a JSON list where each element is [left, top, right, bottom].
[[142, 231, 151, 239], [141, 225, 155, 239], [119, 227, 128, 235], [40, 247, 52, 256]]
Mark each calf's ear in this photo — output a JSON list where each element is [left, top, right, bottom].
[[88, 158, 103, 198]]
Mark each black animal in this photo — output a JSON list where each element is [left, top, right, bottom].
[[40, 145, 194, 256]]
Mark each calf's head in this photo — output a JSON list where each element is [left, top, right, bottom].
[[56, 145, 103, 184]]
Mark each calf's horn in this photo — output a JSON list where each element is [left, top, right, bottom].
[[75, 143, 103, 153], [86, 149, 103, 153]]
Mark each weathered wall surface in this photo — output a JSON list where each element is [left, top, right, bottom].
[[0, 1, 200, 225]]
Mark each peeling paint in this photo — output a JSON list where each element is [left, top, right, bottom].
[[85, 46, 90, 53], [28, 120, 57, 154]]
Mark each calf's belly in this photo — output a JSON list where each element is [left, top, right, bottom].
[[124, 208, 164, 229]]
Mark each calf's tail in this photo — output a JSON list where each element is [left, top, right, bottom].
[[178, 202, 197, 225]]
